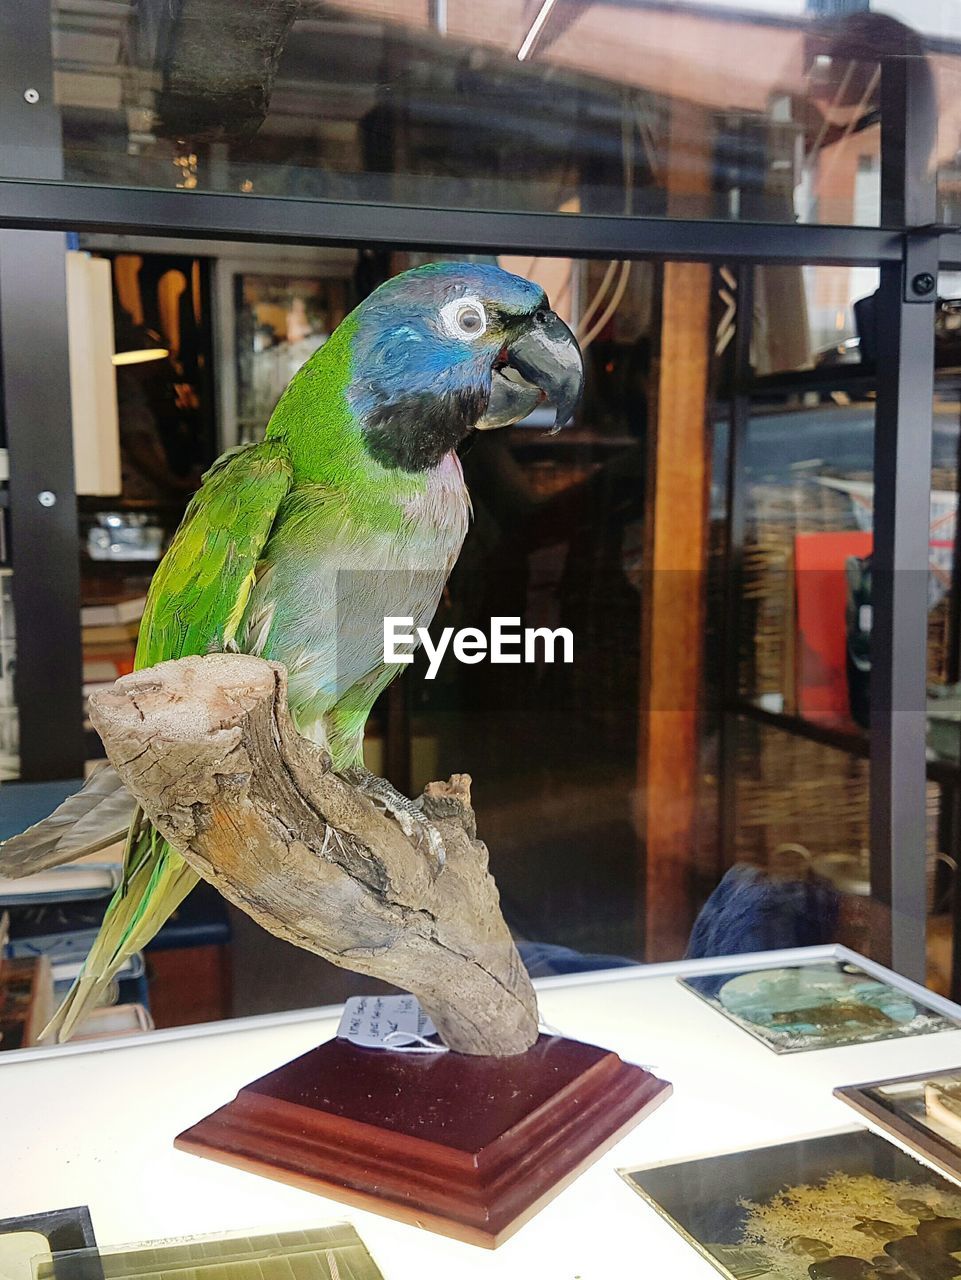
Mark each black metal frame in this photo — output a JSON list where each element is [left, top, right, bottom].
[[855, 50, 935, 977], [712, 42, 947, 980], [0, 181, 909, 265], [0, 0, 955, 980], [1, 229, 85, 781], [0, 3, 84, 781], [717, 264, 754, 877]]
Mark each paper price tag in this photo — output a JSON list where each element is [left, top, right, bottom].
[[337, 994, 441, 1051]]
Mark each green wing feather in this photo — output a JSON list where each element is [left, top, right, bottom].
[[46, 440, 293, 1041], [137, 439, 294, 667]]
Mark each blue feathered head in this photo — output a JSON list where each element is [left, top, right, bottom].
[[348, 262, 583, 471]]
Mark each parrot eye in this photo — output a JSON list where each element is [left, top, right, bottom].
[[457, 306, 484, 335], [440, 297, 487, 341]]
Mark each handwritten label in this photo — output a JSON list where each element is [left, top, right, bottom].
[[337, 994, 440, 1051]]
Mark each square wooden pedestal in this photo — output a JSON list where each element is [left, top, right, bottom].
[[175, 1033, 671, 1248]]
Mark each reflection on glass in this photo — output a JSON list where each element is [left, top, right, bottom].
[[11, 233, 955, 1044], [927, 272, 961, 994], [42, 1, 944, 224], [400, 251, 651, 960], [739, 262, 880, 732], [704, 265, 879, 955], [706, 261, 961, 983], [234, 273, 351, 441]]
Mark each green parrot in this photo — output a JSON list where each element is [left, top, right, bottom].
[[0, 261, 582, 1040]]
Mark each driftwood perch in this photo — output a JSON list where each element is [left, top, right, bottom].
[[87, 653, 539, 1057]]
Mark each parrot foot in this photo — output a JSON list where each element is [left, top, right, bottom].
[[342, 767, 446, 874]]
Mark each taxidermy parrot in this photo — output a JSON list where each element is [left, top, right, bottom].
[[0, 262, 583, 1040]]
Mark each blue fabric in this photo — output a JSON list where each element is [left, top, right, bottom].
[[0, 780, 84, 842], [0, 787, 230, 950], [517, 941, 637, 978], [685, 863, 840, 961], [116, 973, 150, 1009], [516, 864, 840, 981]]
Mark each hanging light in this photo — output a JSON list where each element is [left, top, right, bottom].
[[112, 323, 169, 366], [517, 0, 557, 61], [112, 345, 169, 366]]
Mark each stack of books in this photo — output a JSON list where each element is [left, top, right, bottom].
[[81, 593, 145, 718], [0, 912, 54, 1050]]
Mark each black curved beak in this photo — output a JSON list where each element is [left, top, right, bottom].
[[508, 310, 583, 428]]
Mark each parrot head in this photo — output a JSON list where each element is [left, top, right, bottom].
[[347, 262, 583, 472]]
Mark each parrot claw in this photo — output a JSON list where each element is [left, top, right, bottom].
[[342, 767, 447, 876], [417, 819, 447, 874]]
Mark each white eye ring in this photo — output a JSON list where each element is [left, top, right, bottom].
[[440, 296, 487, 341]]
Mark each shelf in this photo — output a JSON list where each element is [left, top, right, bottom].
[[748, 364, 878, 398], [510, 430, 638, 450], [77, 496, 190, 513], [733, 697, 867, 754], [81, 554, 161, 571], [730, 698, 961, 784], [747, 363, 961, 400]]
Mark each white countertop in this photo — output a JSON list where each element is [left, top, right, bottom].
[[6, 945, 961, 1279]]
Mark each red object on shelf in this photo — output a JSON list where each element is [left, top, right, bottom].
[[82, 649, 136, 681], [794, 530, 872, 721], [175, 1034, 671, 1248]]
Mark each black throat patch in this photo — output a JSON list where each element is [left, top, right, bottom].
[[363, 386, 487, 472]]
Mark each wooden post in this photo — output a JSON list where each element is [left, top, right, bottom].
[[639, 261, 713, 960], [638, 89, 715, 960]]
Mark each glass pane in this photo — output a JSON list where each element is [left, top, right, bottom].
[[29, 0, 913, 224], [847, 3, 961, 222], [402, 255, 651, 962], [738, 263, 878, 728], [704, 264, 879, 962], [705, 262, 961, 986], [54, 241, 657, 1036], [10, 236, 941, 1051], [927, 270, 961, 995]]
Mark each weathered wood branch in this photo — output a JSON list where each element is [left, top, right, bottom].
[[87, 654, 539, 1056]]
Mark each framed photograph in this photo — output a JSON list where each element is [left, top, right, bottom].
[[0, 1206, 96, 1280], [679, 958, 960, 1053], [34, 1225, 381, 1280], [837, 1068, 961, 1184], [234, 273, 350, 439], [622, 1128, 961, 1280], [0, 1206, 95, 1255]]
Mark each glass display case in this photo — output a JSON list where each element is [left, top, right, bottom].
[[1, 0, 960, 1032], [7, 0, 961, 1274]]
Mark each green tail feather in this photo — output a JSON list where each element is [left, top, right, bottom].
[[42, 820, 199, 1042]]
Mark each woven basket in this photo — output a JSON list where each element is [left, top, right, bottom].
[[712, 467, 956, 911]]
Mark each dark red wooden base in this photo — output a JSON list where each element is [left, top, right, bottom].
[[175, 1033, 671, 1248]]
